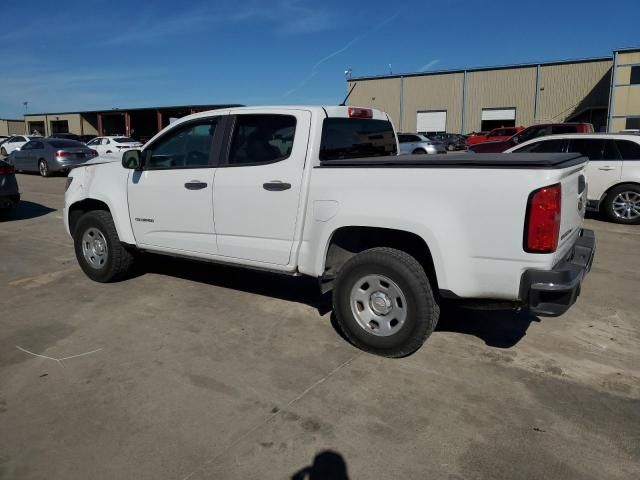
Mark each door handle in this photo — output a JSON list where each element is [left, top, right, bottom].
[[263, 181, 291, 191], [598, 166, 616, 171], [184, 181, 208, 190]]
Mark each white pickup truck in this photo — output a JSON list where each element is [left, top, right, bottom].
[[64, 106, 595, 357]]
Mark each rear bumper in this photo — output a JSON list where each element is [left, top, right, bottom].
[[519, 229, 595, 316]]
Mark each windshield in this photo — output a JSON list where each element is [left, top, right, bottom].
[[320, 118, 397, 160]]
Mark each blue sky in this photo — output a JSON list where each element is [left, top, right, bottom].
[[1, 0, 639, 117]]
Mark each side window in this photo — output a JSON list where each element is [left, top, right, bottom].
[[568, 139, 604, 160], [602, 140, 621, 160], [551, 125, 577, 134], [147, 119, 218, 169], [398, 135, 410, 143], [616, 140, 640, 160], [227, 114, 296, 166], [515, 139, 568, 153], [87, 138, 99, 146], [17, 136, 26, 142]]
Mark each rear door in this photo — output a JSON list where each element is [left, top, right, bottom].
[[127, 116, 226, 254], [617, 139, 640, 185], [12, 141, 31, 170], [213, 111, 310, 265], [568, 138, 621, 201]]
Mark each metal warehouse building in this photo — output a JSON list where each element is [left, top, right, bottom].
[[0, 118, 25, 136], [346, 47, 640, 134], [23, 104, 240, 142]]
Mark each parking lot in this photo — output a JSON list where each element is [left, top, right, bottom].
[[1, 174, 638, 479]]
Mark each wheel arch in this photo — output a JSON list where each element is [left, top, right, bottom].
[[321, 226, 439, 294], [600, 181, 640, 205], [68, 197, 135, 244]]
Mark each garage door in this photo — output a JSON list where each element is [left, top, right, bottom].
[[481, 108, 515, 121], [416, 111, 446, 133]]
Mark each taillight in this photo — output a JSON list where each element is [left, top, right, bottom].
[[56, 150, 71, 157], [89, 149, 98, 157], [348, 107, 373, 119], [525, 183, 562, 253], [0, 164, 15, 175]]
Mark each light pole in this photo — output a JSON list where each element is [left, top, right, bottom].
[[23, 102, 28, 134]]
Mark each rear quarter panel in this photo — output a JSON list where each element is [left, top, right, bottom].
[[298, 164, 586, 300]]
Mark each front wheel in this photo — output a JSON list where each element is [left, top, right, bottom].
[[603, 184, 640, 224], [333, 247, 439, 357], [412, 148, 427, 155], [38, 159, 50, 177], [73, 210, 136, 282]]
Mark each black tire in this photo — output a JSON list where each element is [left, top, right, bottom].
[[332, 247, 439, 358], [38, 159, 50, 177], [447, 143, 455, 151], [73, 210, 136, 282], [0, 147, 6, 156], [602, 184, 640, 225], [412, 148, 427, 155]]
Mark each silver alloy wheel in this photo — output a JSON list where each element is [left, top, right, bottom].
[[350, 274, 407, 337], [39, 160, 48, 177], [81, 227, 109, 269], [612, 191, 640, 220]]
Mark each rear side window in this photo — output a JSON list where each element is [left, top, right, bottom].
[[515, 139, 568, 153], [228, 114, 297, 166], [616, 140, 640, 160], [567, 139, 604, 160], [320, 118, 397, 160], [114, 137, 136, 143]]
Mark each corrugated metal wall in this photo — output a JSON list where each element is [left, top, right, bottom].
[[402, 73, 464, 132], [537, 60, 611, 123], [348, 59, 614, 134], [464, 67, 537, 132], [347, 78, 401, 128]]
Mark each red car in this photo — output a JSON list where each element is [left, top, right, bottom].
[[466, 126, 523, 146], [468, 123, 594, 153]]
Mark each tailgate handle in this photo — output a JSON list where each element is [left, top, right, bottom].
[[263, 181, 291, 191]]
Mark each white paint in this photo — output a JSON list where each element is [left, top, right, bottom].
[[416, 111, 446, 133], [481, 108, 516, 121]]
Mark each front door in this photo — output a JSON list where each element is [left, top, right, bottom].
[[127, 116, 224, 254], [213, 111, 310, 265]]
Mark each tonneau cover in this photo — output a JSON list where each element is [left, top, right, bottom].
[[319, 152, 587, 169]]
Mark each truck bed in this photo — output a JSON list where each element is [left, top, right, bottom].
[[319, 152, 587, 169]]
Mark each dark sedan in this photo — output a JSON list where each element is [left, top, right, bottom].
[[9, 138, 98, 177], [0, 159, 20, 210]]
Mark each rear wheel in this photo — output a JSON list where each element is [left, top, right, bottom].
[[333, 247, 439, 358], [447, 143, 455, 151], [412, 148, 427, 155], [603, 184, 640, 224], [73, 210, 136, 282], [38, 159, 50, 177]]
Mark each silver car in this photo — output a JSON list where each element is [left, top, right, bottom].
[[397, 133, 447, 155], [9, 138, 98, 177]]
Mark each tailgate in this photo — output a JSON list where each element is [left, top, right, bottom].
[[554, 162, 588, 262]]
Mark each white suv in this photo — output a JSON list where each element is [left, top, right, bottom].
[[506, 133, 640, 224]]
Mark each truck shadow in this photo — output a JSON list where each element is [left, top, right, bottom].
[[143, 255, 536, 350]]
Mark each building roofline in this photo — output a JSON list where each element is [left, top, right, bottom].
[[614, 46, 640, 54], [349, 55, 613, 81], [0, 118, 24, 122], [24, 103, 243, 117]]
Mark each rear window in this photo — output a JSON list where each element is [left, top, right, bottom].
[[616, 140, 640, 160], [48, 140, 84, 148], [113, 137, 136, 143], [320, 118, 397, 160]]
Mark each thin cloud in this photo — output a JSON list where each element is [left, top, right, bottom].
[[284, 9, 404, 97], [419, 59, 441, 71]]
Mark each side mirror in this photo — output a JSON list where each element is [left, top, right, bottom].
[[122, 149, 143, 170]]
